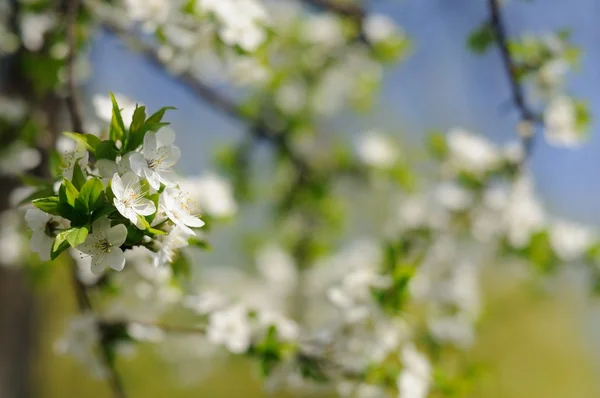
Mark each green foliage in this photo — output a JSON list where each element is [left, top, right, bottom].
[[467, 22, 496, 54]]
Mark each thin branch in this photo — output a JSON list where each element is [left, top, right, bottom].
[[299, 0, 369, 44], [102, 23, 311, 175], [487, 0, 539, 157], [65, 0, 84, 133], [300, 0, 365, 18]]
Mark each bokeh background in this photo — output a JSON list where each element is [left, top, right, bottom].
[[4, 0, 600, 397]]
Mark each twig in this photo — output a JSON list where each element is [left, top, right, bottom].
[[487, 0, 539, 158], [299, 0, 369, 44], [300, 0, 365, 18], [64, 0, 84, 133]]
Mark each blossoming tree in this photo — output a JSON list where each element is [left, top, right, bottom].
[[0, 0, 596, 397]]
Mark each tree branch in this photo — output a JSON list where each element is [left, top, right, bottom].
[[65, 0, 84, 133], [64, 2, 126, 397], [487, 0, 539, 157], [102, 23, 311, 176], [300, 0, 365, 18]]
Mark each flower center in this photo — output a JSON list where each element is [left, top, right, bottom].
[[94, 238, 112, 253]]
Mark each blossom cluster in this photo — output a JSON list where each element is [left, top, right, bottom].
[[25, 94, 204, 274]]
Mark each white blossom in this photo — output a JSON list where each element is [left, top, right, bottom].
[[77, 217, 128, 274], [54, 313, 106, 379], [25, 208, 68, 261], [61, 143, 89, 181], [160, 187, 205, 235], [549, 219, 595, 261], [112, 172, 156, 229], [364, 14, 399, 43], [130, 128, 180, 190], [397, 344, 431, 398], [544, 95, 582, 148], [179, 173, 237, 218], [356, 131, 399, 169], [207, 305, 252, 354], [447, 128, 499, 174]]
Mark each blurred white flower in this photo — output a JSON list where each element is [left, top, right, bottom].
[[179, 173, 237, 218], [93, 93, 138, 127], [207, 304, 252, 354], [549, 219, 595, 261], [544, 95, 581, 148], [54, 313, 107, 379], [397, 344, 431, 398], [61, 142, 89, 181], [0, 141, 41, 176], [25, 208, 68, 261], [364, 14, 399, 43], [447, 128, 499, 174], [434, 181, 473, 211], [20, 12, 56, 51], [503, 174, 545, 248], [356, 131, 399, 169]]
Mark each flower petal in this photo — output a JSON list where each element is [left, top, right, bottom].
[[133, 198, 156, 216], [181, 213, 205, 228], [156, 127, 175, 146], [25, 208, 51, 229], [120, 171, 140, 189], [111, 173, 125, 199], [106, 224, 127, 246], [144, 168, 161, 190], [105, 248, 126, 271], [91, 255, 107, 274], [78, 234, 101, 255], [129, 152, 147, 177], [156, 170, 177, 187], [143, 131, 157, 154]]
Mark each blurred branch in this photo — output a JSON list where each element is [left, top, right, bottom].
[[298, 0, 370, 44], [299, 0, 365, 18], [487, 0, 540, 158], [64, 2, 126, 397], [65, 0, 84, 133], [102, 23, 311, 176]]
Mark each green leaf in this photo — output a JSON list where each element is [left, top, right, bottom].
[[78, 178, 104, 211], [125, 105, 147, 151], [59, 179, 79, 207], [171, 252, 191, 279], [427, 131, 448, 159], [53, 229, 71, 252], [31, 196, 60, 215], [96, 140, 119, 160], [51, 238, 71, 260], [467, 22, 496, 54], [72, 162, 87, 190], [146, 106, 176, 125], [66, 226, 89, 247], [109, 92, 127, 144], [91, 205, 115, 222], [63, 132, 101, 153], [127, 122, 170, 152], [188, 237, 211, 250], [129, 105, 146, 133], [574, 99, 591, 133]]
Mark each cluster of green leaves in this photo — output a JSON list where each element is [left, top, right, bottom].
[[26, 94, 176, 260]]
